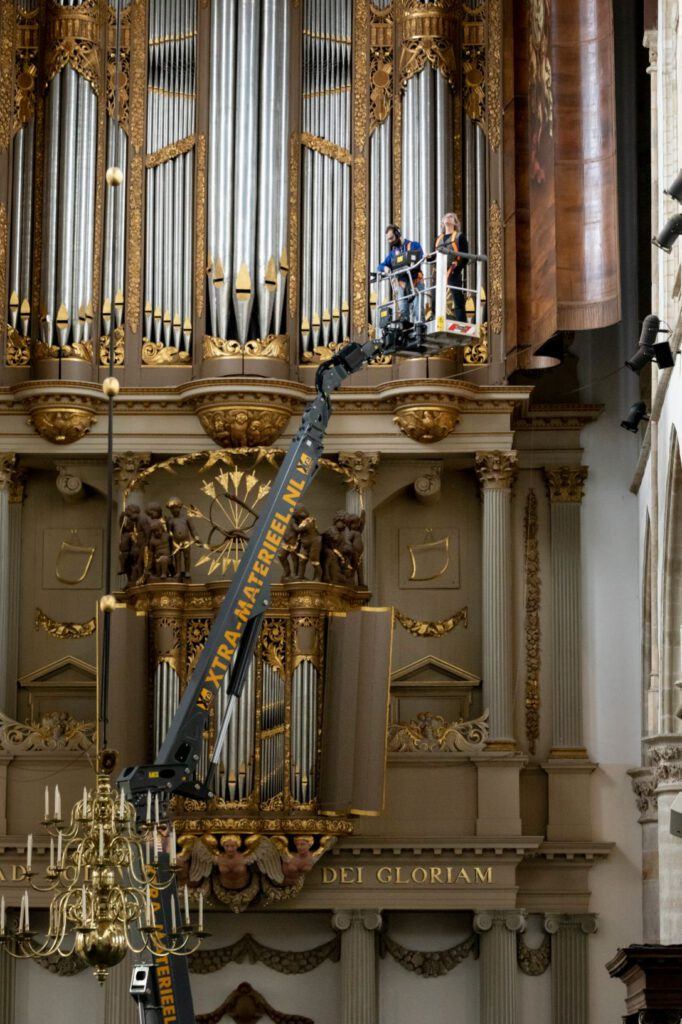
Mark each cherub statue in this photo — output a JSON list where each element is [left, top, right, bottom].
[[344, 510, 366, 588], [279, 835, 335, 884], [214, 834, 285, 891], [165, 497, 197, 579], [118, 504, 139, 584], [278, 505, 322, 582], [321, 511, 354, 585], [149, 519, 172, 578]]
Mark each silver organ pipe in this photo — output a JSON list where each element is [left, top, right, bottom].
[[207, 0, 290, 348], [300, 0, 351, 356], [212, 659, 256, 802], [8, 100, 34, 339], [153, 661, 181, 756], [260, 661, 285, 803], [290, 661, 317, 804], [144, 0, 197, 354]]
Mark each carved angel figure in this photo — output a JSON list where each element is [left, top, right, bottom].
[[279, 835, 335, 884], [174, 834, 217, 890], [214, 834, 285, 891]]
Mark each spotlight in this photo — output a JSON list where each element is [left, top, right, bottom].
[[664, 169, 682, 204], [625, 315, 675, 373], [653, 212, 682, 253], [620, 401, 649, 433]]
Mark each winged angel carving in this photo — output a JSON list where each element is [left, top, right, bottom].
[[175, 833, 335, 912]]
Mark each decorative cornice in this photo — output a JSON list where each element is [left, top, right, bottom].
[[474, 450, 518, 490], [544, 466, 588, 503]]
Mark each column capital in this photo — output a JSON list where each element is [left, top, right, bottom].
[[113, 452, 152, 495], [0, 454, 26, 504], [544, 465, 588, 503], [474, 451, 518, 491], [338, 452, 380, 493], [544, 913, 597, 936], [332, 909, 382, 933], [474, 909, 526, 934]]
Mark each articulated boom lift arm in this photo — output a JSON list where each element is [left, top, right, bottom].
[[120, 320, 446, 1023]]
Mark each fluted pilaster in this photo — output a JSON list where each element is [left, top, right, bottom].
[[474, 910, 526, 1024], [544, 467, 588, 754], [544, 913, 597, 1024], [339, 452, 379, 595], [104, 955, 138, 1024], [332, 909, 382, 1024], [475, 452, 518, 744], [0, 935, 15, 1024], [0, 455, 25, 717]]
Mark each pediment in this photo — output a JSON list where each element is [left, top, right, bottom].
[[391, 656, 480, 688], [18, 656, 96, 688]]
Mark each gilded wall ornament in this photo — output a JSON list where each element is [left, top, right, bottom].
[[6, 323, 30, 366], [141, 340, 191, 365], [388, 710, 489, 753], [464, 322, 489, 365], [126, 151, 143, 334], [196, 405, 290, 448], [393, 405, 460, 444], [288, 132, 299, 320], [106, 2, 131, 130], [0, 710, 94, 753], [474, 450, 518, 490], [34, 608, 96, 640], [33, 339, 94, 363], [195, 133, 206, 316], [395, 605, 468, 638], [0, 1, 14, 152], [203, 336, 242, 359], [523, 489, 541, 753], [243, 334, 289, 360], [28, 404, 97, 445], [380, 933, 477, 976], [544, 466, 588, 503], [488, 199, 504, 333], [145, 133, 195, 169], [300, 131, 352, 165]]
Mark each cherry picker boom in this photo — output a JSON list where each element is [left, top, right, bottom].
[[119, 315, 466, 1023]]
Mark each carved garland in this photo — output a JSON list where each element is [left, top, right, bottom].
[[394, 605, 468, 638], [517, 933, 550, 976], [189, 933, 340, 975], [34, 608, 96, 640], [380, 932, 478, 976], [523, 490, 540, 753], [488, 199, 503, 333]]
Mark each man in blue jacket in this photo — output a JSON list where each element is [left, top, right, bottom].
[[376, 224, 425, 322]]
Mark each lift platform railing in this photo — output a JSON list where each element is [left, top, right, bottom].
[[371, 249, 488, 342]]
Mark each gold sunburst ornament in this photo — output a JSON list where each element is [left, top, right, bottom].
[[189, 467, 272, 576]]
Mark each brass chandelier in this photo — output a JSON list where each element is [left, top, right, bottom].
[[0, 775, 206, 983]]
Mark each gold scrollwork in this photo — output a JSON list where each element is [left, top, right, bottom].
[[300, 131, 352, 165], [33, 339, 94, 363], [141, 340, 191, 365], [99, 324, 125, 365], [393, 405, 460, 444], [488, 200, 503, 334], [127, 152, 143, 333], [394, 606, 468, 638], [203, 336, 242, 359], [44, 0, 102, 96], [464, 322, 488, 365], [523, 489, 540, 754], [0, 203, 6, 336], [486, 0, 503, 150], [288, 131, 299, 320], [195, 133, 206, 316], [146, 133, 195, 168], [34, 608, 96, 640], [388, 709, 489, 753], [128, 0, 145, 154], [243, 334, 288, 360], [0, 1, 15, 151]]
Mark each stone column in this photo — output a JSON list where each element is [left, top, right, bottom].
[[544, 914, 597, 1024], [0, 932, 15, 1024], [475, 452, 518, 746], [649, 741, 682, 943], [473, 910, 526, 1024], [0, 454, 25, 718], [544, 466, 588, 755], [338, 452, 379, 595], [104, 955, 138, 1024], [332, 910, 382, 1024]]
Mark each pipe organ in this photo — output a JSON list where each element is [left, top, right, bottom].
[[0, 0, 505, 384]]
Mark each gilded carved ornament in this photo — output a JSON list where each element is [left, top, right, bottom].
[[28, 403, 98, 445], [0, 709, 94, 753], [394, 405, 460, 444], [6, 323, 31, 366], [462, 0, 485, 123], [488, 200, 504, 334], [288, 132, 299, 320], [394, 605, 468, 638], [141, 339, 191, 365], [369, 2, 393, 134], [33, 338, 94, 363], [337, 451, 379, 493], [474, 450, 518, 490], [203, 334, 289, 361], [485, 0, 503, 150], [196, 404, 291, 448], [99, 324, 125, 365], [399, 1, 458, 90], [44, 0, 102, 96], [529, 0, 553, 183], [544, 466, 588, 503], [196, 133, 207, 317], [388, 710, 489, 753], [34, 608, 96, 640]]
